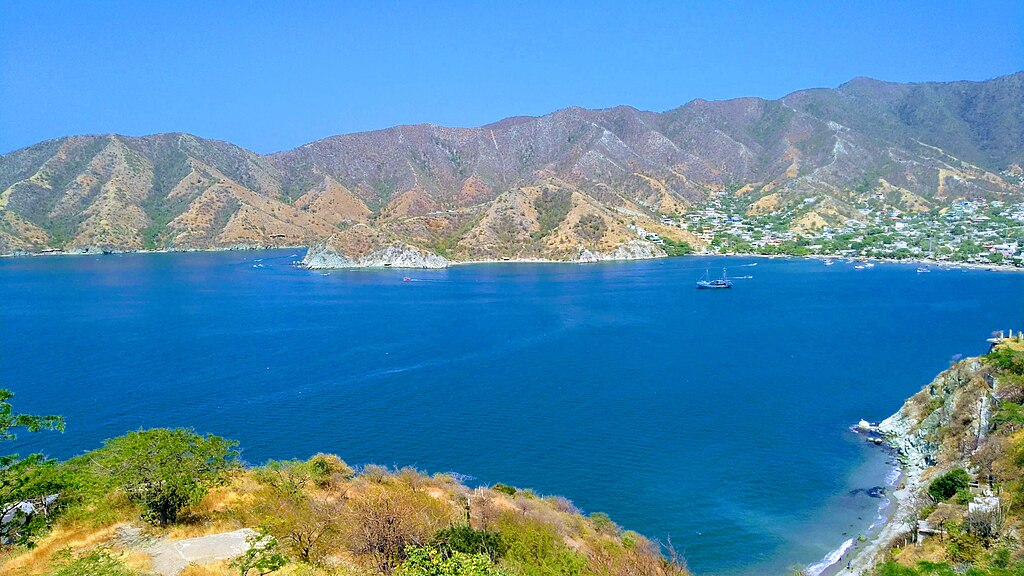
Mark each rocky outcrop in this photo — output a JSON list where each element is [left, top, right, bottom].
[[878, 359, 987, 473], [303, 224, 449, 269], [573, 239, 666, 263]]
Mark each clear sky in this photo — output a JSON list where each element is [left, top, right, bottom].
[[1, 1, 1022, 155]]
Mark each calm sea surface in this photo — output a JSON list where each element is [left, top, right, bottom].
[[2, 250, 1023, 574]]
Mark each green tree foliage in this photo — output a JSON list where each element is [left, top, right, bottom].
[[928, 468, 971, 502], [987, 347, 1024, 376], [93, 428, 238, 525], [661, 237, 694, 256], [492, 484, 516, 496], [992, 402, 1024, 431], [396, 545, 507, 576], [432, 525, 507, 561], [0, 388, 65, 543], [498, 519, 586, 576], [588, 512, 619, 535], [230, 530, 289, 576]]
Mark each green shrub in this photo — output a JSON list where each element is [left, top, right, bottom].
[[229, 530, 288, 576], [588, 512, 619, 535], [498, 519, 585, 576], [433, 525, 507, 560], [945, 522, 985, 564], [48, 548, 142, 576], [992, 402, 1024, 430], [987, 347, 1024, 376], [955, 487, 973, 505], [306, 453, 354, 482], [396, 545, 507, 576], [928, 468, 970, 502], [492, 484, 517, 496]]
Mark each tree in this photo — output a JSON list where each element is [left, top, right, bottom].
[[230, 530, 289, 576], [93, 428, 238, 525], [347, 484, 454, 574], [261, 487, 341, 563], [0, 388, 64, 543], [928, 468, 970, 502]]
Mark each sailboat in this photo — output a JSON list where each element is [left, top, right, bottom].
[[697, 268, 733, 289]]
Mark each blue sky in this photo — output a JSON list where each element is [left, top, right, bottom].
[[1, 1, 1021, 155]]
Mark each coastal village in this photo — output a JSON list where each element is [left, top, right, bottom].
[[640, 191, 1024, 267]]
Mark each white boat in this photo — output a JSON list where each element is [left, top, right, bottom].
[[917, 267, 930, 273], [824, 259, 834, 266]]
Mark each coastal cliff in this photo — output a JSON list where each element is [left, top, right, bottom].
[[839, 335, 1024, 575]]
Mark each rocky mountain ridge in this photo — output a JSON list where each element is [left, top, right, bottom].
[[2, 72, 1022, 264]]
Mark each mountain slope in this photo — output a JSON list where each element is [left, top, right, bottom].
[[1, 72, 1021, 259]]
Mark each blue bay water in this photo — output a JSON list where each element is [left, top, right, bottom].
[[1, 250, 1023, 574]]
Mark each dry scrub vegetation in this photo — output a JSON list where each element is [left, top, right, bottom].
[[0, 439, 688, 576]]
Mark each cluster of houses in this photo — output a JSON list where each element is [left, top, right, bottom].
[[650, 194, 1024, 265]]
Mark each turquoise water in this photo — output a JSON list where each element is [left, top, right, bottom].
[[2, 251, 1022, 574]]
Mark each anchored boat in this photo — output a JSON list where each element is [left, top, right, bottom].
[[697, 268, 733, 289]]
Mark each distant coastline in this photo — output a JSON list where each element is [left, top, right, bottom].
[[6, 245, 1024, 275]]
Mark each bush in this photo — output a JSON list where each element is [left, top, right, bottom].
[[588, 512, 619, 535], [93, 428, 238, 525], [433, 525, 507, 561], [229, 530, 289, 576], [258, 481, 341, 563], [945, 522, 984, 564], [492, 484, 516, 496], [346, 484, 456, 573], [928, 468, 970, 502], [497, 518, 586, 576], [306, 453, 355, 485], [48, 548, 142, 576], [987, 347, 1024, 376], [992, 402, 1024, 431], [396, 545, 506, 576]]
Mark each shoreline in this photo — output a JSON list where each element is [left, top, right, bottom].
[[811, 414, 927, 576], [5, 245, 1022, 273]]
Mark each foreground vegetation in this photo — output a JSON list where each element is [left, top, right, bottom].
[[871, 337, 1024, 575], [0, 397, 687, 576]]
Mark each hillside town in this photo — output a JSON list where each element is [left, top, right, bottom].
[[652, 192, 1024, 267]]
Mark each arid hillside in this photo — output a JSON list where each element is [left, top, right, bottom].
[[1, 73, 1021, 260]]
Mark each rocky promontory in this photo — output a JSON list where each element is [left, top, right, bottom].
[[303, 224, 450, 269]]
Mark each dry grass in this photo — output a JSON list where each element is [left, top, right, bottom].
[[0, 524, 119, 575]]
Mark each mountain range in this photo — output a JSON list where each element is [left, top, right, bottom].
[[1, 72, 1022, 263]]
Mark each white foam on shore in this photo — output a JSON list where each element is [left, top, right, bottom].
[[870, 498, 891, 530], [806, 538, 855, 576]]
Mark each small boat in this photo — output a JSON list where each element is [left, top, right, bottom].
[[917, 267, 930, 273], [403, 277, 412, 282], [865, 262, 875, 268], [697, 268, 733, 289], [855, 265, 867, 270], [824, 259, 834, 266]]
